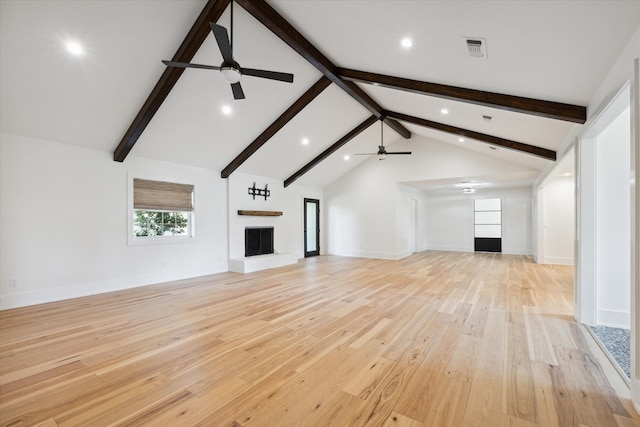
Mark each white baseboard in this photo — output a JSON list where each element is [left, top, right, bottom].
[[425, 246, 531, 256], [425, 245, 472, 253], [0, 267, 226, 311], [502, 248, 532, 256], [633, 377, 640, 415], [327, 249, 407, 260], [539, 256, 574, 265], [596, 309, 631, 329]]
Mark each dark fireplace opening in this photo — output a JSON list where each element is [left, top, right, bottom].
[[245, 227, 274, 257]]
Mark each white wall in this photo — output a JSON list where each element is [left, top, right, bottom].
[[397, 184, 429, 257], [424, 187, 532, 255], [227, 172, 322, 260], [0, 132, 228, 309], [324, 135, 534, 259], [596, 108, 631, 328], [539, 176, 575, 265]]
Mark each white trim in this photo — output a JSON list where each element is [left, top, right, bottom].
[[596, 309, 631, 329], [538, 256, 574, 265], [327, 250, 411, 260], [501, 248, 531, 256], [0, 268, 218, 310], [426, 245, 472, 253], [630, 57, 640, 411]]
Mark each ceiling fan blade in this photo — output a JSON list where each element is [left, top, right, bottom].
[[162, 60, 221, 71], [231, 82, 245, 100], [241, 68, 294, 83], [385, 151, 412, 155], [210, 23, 233, 63]]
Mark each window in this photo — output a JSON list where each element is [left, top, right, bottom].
[[474, 198, 502, 252], [132, 178, 194, 239]]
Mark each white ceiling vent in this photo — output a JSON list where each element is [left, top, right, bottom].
[[464, 37, 487, 59]]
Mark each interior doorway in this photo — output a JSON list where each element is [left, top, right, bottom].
[[304, 198, 320, 257], [576, 83, 632, 381]]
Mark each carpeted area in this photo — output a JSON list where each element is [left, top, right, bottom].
[[589, 325, 631, 379]]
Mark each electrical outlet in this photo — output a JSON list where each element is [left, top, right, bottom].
[[9, 278, 17, 288]]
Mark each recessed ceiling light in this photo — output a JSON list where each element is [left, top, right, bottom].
[[65, 40, 84, 56], [344, 155, 350, 161], [401, 37, 413, 49], [458, 138, 465, 142], [221, 105, 232, 115], [301, 138, 309, 145], [440, 108, 449, 115]]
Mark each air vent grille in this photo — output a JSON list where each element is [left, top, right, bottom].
[[465, 38, 487, 59]]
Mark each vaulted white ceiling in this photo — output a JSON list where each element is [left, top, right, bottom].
[[1, 1, 638, 190]]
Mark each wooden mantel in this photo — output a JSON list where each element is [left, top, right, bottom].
[[238, 210, 283, 216]]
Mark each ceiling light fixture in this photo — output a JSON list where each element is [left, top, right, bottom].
[[460, 181, 476, 194], [441, 108, 449, 115], [221, 105, 232, 115], [401, 37, 413, 49], [65, 40, 84, 56], [220, 66, 242, 84], [301, 138, 309, 145], [344, 155, 350, 161], [458, 138, 465, 142]]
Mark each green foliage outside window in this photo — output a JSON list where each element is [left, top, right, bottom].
[[133, 210, 189, 237]]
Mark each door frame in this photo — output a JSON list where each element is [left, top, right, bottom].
[[304, 198, 320, 257]]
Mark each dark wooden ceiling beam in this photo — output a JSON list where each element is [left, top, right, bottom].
[[338, 68, 587, 124], [221, 76, 331, 178], [384, 110, 556, 160], [284, 115, 378, 187], [235, 0, 411, 139], [113, 0, 229, 162]]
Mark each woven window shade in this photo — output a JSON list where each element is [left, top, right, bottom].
[[133, 179, 194, 211]]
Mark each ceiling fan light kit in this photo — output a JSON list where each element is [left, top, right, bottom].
[[221, 66, 242, 84]]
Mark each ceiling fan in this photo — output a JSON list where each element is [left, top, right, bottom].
[[161, 0, 294, 100], [355, 120, 412, 160]]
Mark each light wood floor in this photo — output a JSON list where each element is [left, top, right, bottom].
[[1, 251, 638, 427]]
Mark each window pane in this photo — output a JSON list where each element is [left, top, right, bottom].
[[133, 210, 189, 237], [475, 224, 502, 238], [306, 201, 317, 252], [475, 211, 501, 224], [474, 198, 501, 211]]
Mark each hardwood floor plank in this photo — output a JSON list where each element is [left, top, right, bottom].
[[461, 310, 506, 427], [504, 321, 539, 423], [0, 252, 637, 426]]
